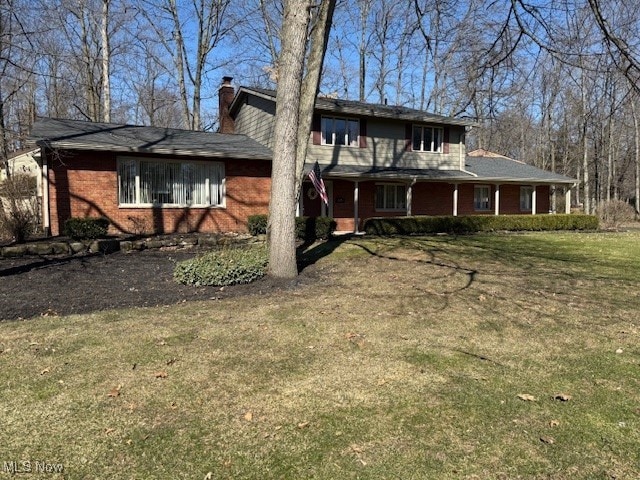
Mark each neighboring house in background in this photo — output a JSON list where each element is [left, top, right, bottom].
[[1, 148, 41, 181], [1, 148, 43, 229], [28, 77, 576, 237]]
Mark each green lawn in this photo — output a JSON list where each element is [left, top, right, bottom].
[[1, 232, 639, 479]]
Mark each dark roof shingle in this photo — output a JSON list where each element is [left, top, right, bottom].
[[465, 156, 575, 184], [234, 87, 475, 127], [29, 118, 272, 160]]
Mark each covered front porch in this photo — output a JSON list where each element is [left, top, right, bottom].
[[300, 178, 574, 233]]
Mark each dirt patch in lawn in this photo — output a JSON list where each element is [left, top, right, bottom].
[[0, 248, 316, 321]]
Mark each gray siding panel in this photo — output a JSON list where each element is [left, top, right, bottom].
[[306, 119, 463, 170], [234, 97, 276, 149]]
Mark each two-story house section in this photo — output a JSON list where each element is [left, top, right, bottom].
[[225, 81, 576, 233]]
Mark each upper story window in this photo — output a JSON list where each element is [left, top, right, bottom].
[[321, 116, 359, 147], [118, 157, 224, 207], [412, 125, 443, 153]]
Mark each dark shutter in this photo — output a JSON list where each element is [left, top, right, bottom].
[[359, 119, 367, 148], [405, 124, 412, 151], [443, 127, 450, 154], [312, 114, 321, 145]]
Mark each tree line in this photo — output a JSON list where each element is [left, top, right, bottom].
[[1, 0, 639, 214]]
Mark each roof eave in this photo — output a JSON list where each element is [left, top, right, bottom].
[[468, 176, 577, 185], [313, 103, 475, 126], [36, 140, 272, 161]]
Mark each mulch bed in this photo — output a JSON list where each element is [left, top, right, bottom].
[[0, 248, 314, 321]]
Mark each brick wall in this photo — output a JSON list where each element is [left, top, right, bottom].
[[46, 149, 271, 236]]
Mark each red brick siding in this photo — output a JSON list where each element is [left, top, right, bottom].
[[500, 184, 521, 213], [536, 185, 550, 213], [46, 150, 271, 236], [413, 182, 453, 215]]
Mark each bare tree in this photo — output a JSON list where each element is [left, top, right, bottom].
[[101, 0, 111, 122]]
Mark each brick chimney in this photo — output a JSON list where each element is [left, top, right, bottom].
[[218, 76, 235, 134]]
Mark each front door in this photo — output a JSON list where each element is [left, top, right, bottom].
[[302, 181, 332, 217]]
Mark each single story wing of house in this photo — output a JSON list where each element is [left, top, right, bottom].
[[28, 78, 576, 236]]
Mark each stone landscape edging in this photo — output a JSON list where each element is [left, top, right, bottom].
[[0, 233, 265, 259]]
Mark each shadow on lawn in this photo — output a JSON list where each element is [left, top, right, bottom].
[[296, 234, 352, 272], [349, 236, 479, 293]]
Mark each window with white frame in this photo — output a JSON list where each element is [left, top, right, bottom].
[[117, 157, 224, 207], [321, 116, 359, 146], [375, 183, 406, 211], [412, 125, 443, 152], [520, 186, 534, 211], [474, 185, 491, 211]]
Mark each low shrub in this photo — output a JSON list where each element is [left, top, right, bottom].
[[63, 217, 110, 240], [174, 245, 268, 286], [247, 214, 268, 235], [363, 214, 599, 235], [295, 216, 336, 241], [247, 214, 336, 241]]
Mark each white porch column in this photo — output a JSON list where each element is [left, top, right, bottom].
[[354, 180, 359, 233], [531, 186, 537, 215], [494, 184, 500, 216], [452, 183, 459, 216], [565, 186, 571, 214]]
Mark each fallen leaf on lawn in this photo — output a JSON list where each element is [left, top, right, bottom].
[[204, 472, 213, 480], [166, 358, 177, 366], [549, 419, 560, 427], [517, 394, 537, 401], [126, 439, 132, 445], [157, 340, 167, 346], [244, 411, 253, 421], [107, 385, 122, 397], [40, 368, 50, 375], [554, 393, 572, 402], [104, 428, 116, 435], [297, 421, 309, 429], [540, 436, 555, 444], [377, 379, 387, 386], [155, 371, 168, 379], [615, 348, 623, 354]]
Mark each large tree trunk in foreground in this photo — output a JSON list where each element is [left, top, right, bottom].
[[268, 0, 311, 278]]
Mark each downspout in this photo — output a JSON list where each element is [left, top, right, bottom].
[[41, 147, 51, 236]]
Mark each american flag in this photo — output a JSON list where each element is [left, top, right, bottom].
[[308, 161, 328, 206]]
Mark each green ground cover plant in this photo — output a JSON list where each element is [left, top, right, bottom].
[[174, 245, 268, 286], [1, 231, 639, 479]]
